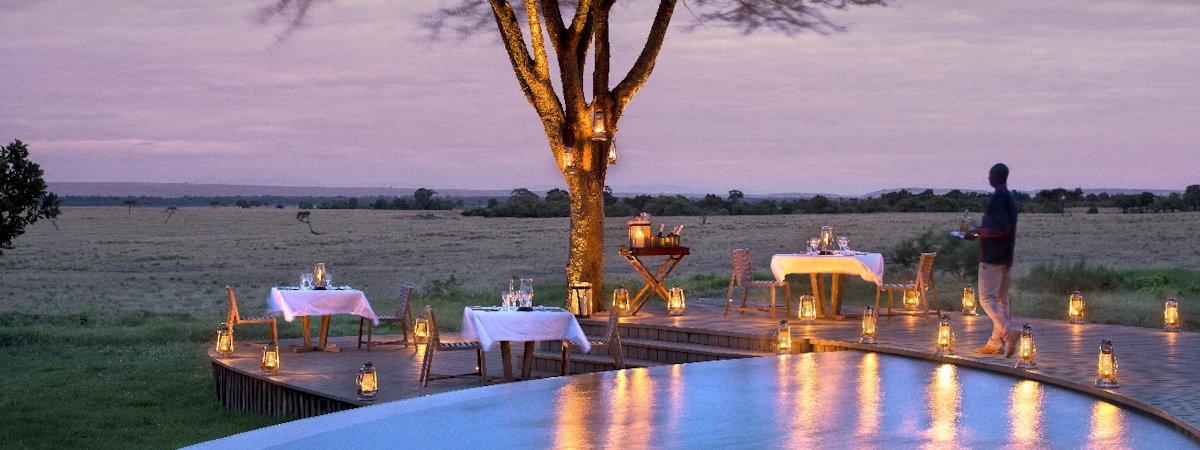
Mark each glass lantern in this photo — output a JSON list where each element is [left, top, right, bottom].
[[1068, 290, 1086, 324], [606, 141, 617, 165], [413, 316, 430, 344], [313, 263, 327, 289], [612, 287, 630, 314], [860, 306, 878, 344], [776, 320, 792, 354], [627, 214, 651, 248], [961, 286, 978, 315], [1015, 323, 1037, 369], [1164, 297, 1181, 332], [904, 290, 921, 311], [261, 343, 280, 372], [569, 282, 592, 318], [215, 323, 234, 356], [819, 226, 835, 253], [357, 362, 379, 401], [935, 315, 954, 355], [591, 108, 609, 141], [1095, 339, 1119, 388], [667, 286, 686, 316], [798, 295, 818, 324], [562, 147, 577, 174]]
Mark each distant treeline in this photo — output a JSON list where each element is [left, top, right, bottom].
[[462, 185, 1200, 218], [59, 187, 471, 210]]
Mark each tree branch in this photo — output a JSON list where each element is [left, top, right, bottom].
[[486, 0, 564, 122], [612, 0, 677, 119], [523, 0, 551, 80]]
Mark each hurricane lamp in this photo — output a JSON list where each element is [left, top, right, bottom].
[[562, 148, 577, 174], [667, 285, 686, 316], [1015, 323, 1037, 369], [357, 362, 379, 401], [776, 320, 792, 353], [1068, 290, 1086, 324], [569, 282, 593, 318], [613, 287, 630, 313], [860, 306, 878, 344], [215, 323, 234, 356], [1095, 339, 1119, 388], [413, 316, 430, 344], [798, 294, 817, 324], [935, 315, 954, 355], [626, 214, 652, 248], [606, 141, 617, 165], [961, 286, 978, 315], [1164, 297, 1181, 332], [903, 290, 921, 310], [819, 226, 835, 253], [591, 109, 609, 141], [313, 263, 327, 289], [261, 343, 280, 372]]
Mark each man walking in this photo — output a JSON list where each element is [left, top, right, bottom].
[[967, 163, 1020, 356]]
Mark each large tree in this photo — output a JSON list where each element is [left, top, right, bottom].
[[1, 140, 60, 255], [262, 0, 883, 311]]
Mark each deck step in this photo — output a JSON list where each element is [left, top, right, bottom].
[[529, 351, 659, 374], [578, 320, 777, 353]]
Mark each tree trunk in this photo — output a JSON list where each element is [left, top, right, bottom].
[[561, 136, 607, 313]]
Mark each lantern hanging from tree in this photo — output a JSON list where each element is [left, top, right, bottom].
[[860, 306, 878, 344], [626, 214, 651, 248], [215, 323, 234, 356], [612, 287, 630, 313], [776, 320, 792, 353], [261, 343, 280, 372], [591, 108, 609, 141], [607, 141, 617, 165], [1014, 323, 1037, 369], [357, 362, 379, 401], [569, 282, 593, 318], [1164, 297, 1181, 332], [1068, 291, 1086, 324], [562, 147, 577, 174], [413, 316, 430, 344], [798, 295, 817, 324], [1095, 339, 1119, 388], [935, 315, 954, 355], [667, 285, 686, 316], [961, 286, 978, 315]]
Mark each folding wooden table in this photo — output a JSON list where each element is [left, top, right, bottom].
[[618, 246, 690, 315]]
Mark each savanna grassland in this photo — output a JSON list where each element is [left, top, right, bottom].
[[3, 207, 1199, 448]]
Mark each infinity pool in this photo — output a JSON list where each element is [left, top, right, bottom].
[[197, 351, 1198, 449]]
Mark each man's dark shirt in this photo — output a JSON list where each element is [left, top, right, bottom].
[[979, 188, 1018, 265]]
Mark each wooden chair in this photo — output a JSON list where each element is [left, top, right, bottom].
[[225, 286, 279, 347], [877, 252, 940, 316], [358, 285, 414, 352], [725, 249, 792, 319], [419, 305, 486, 387], [561, 306, 625, 375]]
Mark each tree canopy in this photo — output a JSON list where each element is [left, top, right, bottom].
[[1, 140, 60, 255]]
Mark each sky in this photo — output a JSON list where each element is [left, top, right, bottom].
[[2, 1, 1198, 195]]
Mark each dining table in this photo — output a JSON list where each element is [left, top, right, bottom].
[[770, 252, 885, 320], [461, 307, 591, 379], [268, 287, 378, 352]]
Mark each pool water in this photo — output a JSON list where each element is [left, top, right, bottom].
[[197, 351, 1199, 449]]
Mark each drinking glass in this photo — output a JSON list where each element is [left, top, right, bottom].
[[325, 272, 334, 289], [807, 237, 820, 254], [501, 292, 513, 310], [837, 236, 850, 253], [301, 274, 313, 290]]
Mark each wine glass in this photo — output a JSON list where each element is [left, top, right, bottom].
[[807, 237, 820, 254], [300, 274, 313, 290], [837, 236, 850, 253], [325, 272, 334, 289]]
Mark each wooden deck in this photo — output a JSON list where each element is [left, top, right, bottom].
[[209, 298, 1200, 438]]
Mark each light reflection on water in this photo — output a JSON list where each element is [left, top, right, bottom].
[[926, 364, 961, 447], [1010, 379, 1044, 447], [856, 352, 881, 437], [1090, 401, 1127, 448]]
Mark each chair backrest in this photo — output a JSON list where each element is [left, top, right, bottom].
[[730, 249, 753, 286], [423, 305, 441, 346], [394, 285, 414, 320], [915, 253, 937, 291], [604, 306, 625, 369], [225, 286, 240, 323], [603, 305, 621, 343]]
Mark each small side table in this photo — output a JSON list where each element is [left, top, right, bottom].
[[618, 246, 690, 315]]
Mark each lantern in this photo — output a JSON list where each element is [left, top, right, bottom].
[[959, 209, 972, 233], [1095, 339, 1118, 388], [819, 226, 834, 253], [903, 290, 921, 310], [1068, 291, 1085, 324], [413, 316, 430, 344], [1164, 297, 1181, 332], [613, 287, 630, 313], [935, 315, 954, 355], [667, 285, 686, 316], [1014, 323, 1037, 369], [606, 141, 617, 165], [562, 147, 577, 174], [776, 320, 792, 353], [626, 214, 652, 248], [357, 362, 379, 401], [591, 107, 609, 141], [798, 295, 818, 324], [313, 263, 327, 289], [569, 282, 593, 318], [961, 286, 978, 315], [261, 343, 280, 372], [860, 306, 878, 344], [215, 323, 234, 356]]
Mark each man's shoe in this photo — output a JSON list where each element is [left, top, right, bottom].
[[1003, 329, 1022, 358], [974, 345, 1002, 355]]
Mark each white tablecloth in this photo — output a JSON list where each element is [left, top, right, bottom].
[[267, 288, 379, 325], [770, 253, 886, 285], [461, 308, 591, 352]]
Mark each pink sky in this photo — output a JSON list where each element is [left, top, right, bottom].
[[2, 1, 1198, 195]]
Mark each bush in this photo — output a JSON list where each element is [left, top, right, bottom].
[[889, 229, 977, 280], [1019, 260, 1122, 295]]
